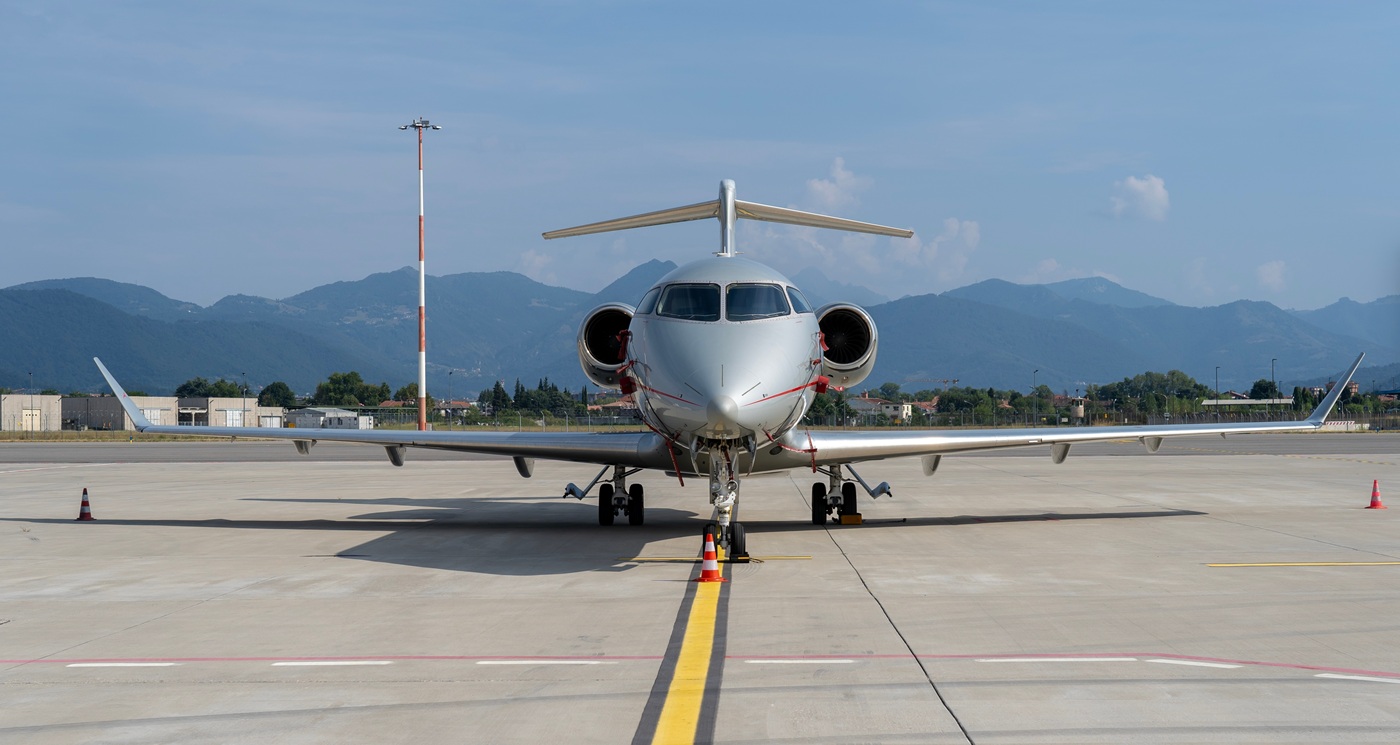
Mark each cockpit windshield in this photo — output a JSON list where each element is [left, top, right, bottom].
[[656, 283, 721, 321], [726, 283, 791, 321]]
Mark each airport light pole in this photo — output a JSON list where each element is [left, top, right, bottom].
[[1271, 358, 1277, 420], [447, 370, 453, 428], [241, 372, 248, 428], [28, 371, 33, 437], [400, 117, 442, 431], [1215, 366, 1220, 423], [1032, 369, 1038, 427]]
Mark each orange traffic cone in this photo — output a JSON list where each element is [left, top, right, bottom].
[[694, 533, 727, 583], [76, 488, 95, 521], [1367, 480, 1386, 510]]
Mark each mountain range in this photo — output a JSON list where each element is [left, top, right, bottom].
[[4, 267, 1396, 397]]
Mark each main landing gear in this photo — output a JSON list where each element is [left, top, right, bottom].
[[564, 464, 645, 526], [597, 481, 645, 526], [811, 465, 892, 525]]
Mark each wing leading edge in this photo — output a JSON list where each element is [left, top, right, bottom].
[[800, 353, 1366, 464], [92, 358, 669, 469]]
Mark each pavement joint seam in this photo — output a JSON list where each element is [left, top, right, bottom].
[[819, 520, 976, 745]]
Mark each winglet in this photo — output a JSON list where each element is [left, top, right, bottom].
[[93, 358, 153, 431], [1306, 352, 1365, 425]]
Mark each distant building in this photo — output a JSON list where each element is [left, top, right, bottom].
[[849, 395, 910, 422], [912, 400, 940, 417], [63, 395, 178, 430], [178, 397, 283, 428], [287, 407, 373, 429], [1, 393, 62, 432]]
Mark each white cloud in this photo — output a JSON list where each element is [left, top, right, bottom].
[[889, 217, 981, 284], [516, 248, 557, 286], [1257, 260, 1286, 292], [1110, 174, 1170, 221], [805, 157, 872, 210]]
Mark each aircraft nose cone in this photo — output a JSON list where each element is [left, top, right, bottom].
[[707, 395, 740, 430]]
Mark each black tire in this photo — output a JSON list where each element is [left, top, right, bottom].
[[598, 483, 615, 526], [841, 481, 858, 515], [730, 522, 747, 558], [811, 483, 828, 525], [627, 483, 645, 526]]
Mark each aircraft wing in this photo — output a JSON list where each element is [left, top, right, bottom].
[[93, 359, 670, 470], [801, 353, 1365, 465]]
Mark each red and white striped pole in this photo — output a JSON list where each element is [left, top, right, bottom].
[[400, 117, 440, 431]]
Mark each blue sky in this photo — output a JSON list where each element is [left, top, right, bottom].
[[3, 2, 1397, 309]]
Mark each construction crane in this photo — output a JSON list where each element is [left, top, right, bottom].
[[903, 378, 960, 390]]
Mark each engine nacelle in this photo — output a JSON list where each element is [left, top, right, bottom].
[[817, 303, 878, 389], [577, 302, 635, 388]]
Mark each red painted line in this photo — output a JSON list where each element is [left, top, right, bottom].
[[732, 652, 1400, 680], [8, 651, 1400, 681], [745, 380, 819, 406], [638, 384, 697, 406], [0, 654, 664, 665]]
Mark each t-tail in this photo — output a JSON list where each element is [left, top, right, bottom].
[[542, 179, 914, 256]]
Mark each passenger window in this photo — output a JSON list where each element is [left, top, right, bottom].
[[786, 286, 813, 314], [657, 283, 721, 321], [726, 283, 791, 321], [636, 288, 661, 315]]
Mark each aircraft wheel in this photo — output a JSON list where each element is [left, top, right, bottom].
[[841, 482, 858, 515], [811, 483, 828, 525], [730, 522, 747, 557], [627, 483, 645, 526], [598, 483, 616, 526]]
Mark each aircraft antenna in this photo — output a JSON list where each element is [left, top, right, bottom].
[[399, 117, 442, 431]]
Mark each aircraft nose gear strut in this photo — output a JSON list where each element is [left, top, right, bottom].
[[707, 443, 749, 560]]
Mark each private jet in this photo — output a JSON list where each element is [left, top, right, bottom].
[[95, 180, 1364, 559]]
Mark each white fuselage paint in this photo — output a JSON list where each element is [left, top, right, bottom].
[[625, 256, 823, 447]]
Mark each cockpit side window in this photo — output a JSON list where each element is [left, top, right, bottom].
[[726, 283, 791, 321], [657, 283, 721, 321], [636, 287, 661, 315], [786, 286, 813, 314]]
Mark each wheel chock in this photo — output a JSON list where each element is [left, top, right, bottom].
[[839, 512, 863, 525]]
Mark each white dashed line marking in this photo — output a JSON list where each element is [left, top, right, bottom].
[[977, 657, 1138, 663], [476, 660, 618, 665], [67, 663, 180, 668], [1315, 673, 1400, 684], [1145, 659, 1241, 669], [744, 659, 855, 664], [271, 661, 394, 667]]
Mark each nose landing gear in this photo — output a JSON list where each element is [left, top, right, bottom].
[[707, 442, 750, 561]]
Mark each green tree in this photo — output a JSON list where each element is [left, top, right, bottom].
[[175, 377, 243, 398], [1249, 379, 1280, 400], [478, 381, 513, 413], [175, 377, 211, 397], [209, 379, 243, 397], [312, 371, 390, 407], [258, 381, 296, 408]]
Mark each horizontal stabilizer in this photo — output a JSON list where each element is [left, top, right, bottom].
[[544, 198, 912, 240], [544, 180, 912, 257]]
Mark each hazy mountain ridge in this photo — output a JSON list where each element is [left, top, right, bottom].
[[1289, 295, 1400, 354], [4, 268, 1393, 395]]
